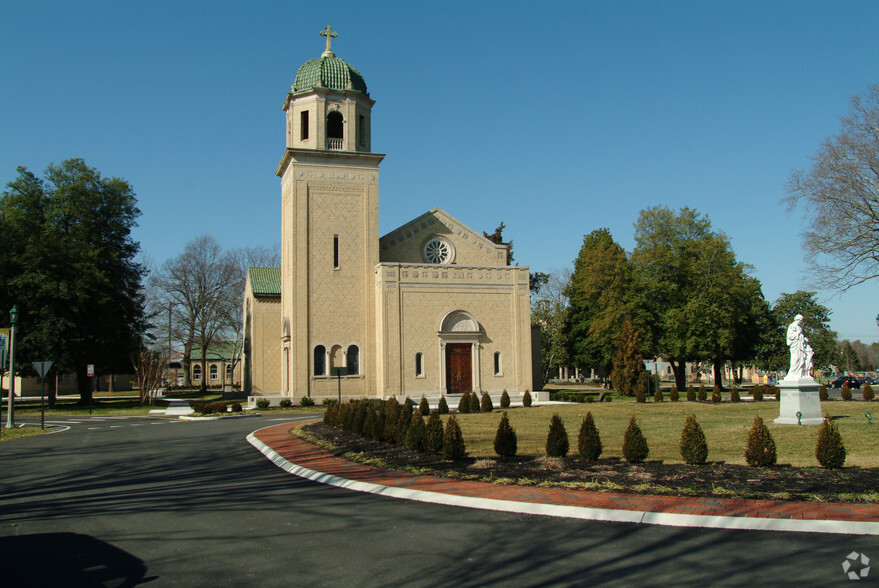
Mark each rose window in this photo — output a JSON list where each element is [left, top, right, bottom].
[[423, 237, 452, 264]]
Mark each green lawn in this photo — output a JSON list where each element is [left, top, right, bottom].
[[450, 398, 879, 467], [2, 397, 167, 416], [0, 426, 52, 442]]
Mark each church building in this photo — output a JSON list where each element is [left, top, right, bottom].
[[243, 28, 533, 402]]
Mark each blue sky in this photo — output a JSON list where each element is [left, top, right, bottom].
[[2, 0, 877, 343]]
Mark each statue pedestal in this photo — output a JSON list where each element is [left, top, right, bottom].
[[774, 377, 824, 425]]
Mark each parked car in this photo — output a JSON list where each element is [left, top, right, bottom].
[[859, 376, 876, 386], [831, 376, 861, 389]]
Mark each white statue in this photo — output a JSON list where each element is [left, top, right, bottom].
[[784, 314, 809, 380]]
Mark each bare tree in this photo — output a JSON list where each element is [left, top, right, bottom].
[[785, 83, 879, 291], [150, 235, 239, 391], [132, 348, 167, 406]]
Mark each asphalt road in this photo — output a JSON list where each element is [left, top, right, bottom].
[[1, 414, 876, 586]]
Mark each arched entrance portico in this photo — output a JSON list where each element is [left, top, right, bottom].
[[438, 310, 482, 395]]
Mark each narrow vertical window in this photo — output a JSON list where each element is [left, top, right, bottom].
[[300, 110, 309, 140], [333, 235, 340, 269], [346, 345, 359, 376], [313, 345, 326, 376], [415, 352, 423, 377], [494, 351, 502, 376], [358, 115, 365, 146]]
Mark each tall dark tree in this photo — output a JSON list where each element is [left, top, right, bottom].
[[0, 159, 147, 402], [566, 229, 650, 381]]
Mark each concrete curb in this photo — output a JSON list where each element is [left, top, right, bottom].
[[246, 425, 879, 536]]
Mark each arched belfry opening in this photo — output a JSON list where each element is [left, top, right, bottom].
[[327, 111, 344, 149]]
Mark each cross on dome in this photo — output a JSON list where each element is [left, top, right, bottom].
[[320, 25, 337, 56]]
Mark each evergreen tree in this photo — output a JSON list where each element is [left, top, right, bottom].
[[425, 411, 444, 454], [577, 412, 602, 461], [437, 395, 450, 414], [442, 415, 466, 460], [419, 395, 430, 416], [744, 416, 776, 467], [493, 412, 518, 458], [405, 413, 426, 452], [545, 413, 569, 458], [500, 390, 511, 409], [522, 390, 533, 407], [815, 417, 846, 469], [679, 414, 708, 465], [457, 392, 471, 413], [622, 415, 649, 464], [469, 391, 480, 412], [610, 320, 646, 396], [480, 391, 494, 412]]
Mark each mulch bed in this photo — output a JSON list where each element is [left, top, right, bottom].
[[301, 422, 877, 503]]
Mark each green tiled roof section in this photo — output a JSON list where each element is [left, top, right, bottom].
[[248, 267, 282, 297], [292, 56, 367, 94]]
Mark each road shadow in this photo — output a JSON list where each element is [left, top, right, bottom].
[[0, 532, 155, 586]]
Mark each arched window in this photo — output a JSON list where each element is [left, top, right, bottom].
[[226, 363, 232, 377], [313, 345, 326, 376], [415, 352, 423, 377], [192, 364, 202, 381], [209, 364, 218, 380], [346, 345, 359, 376], [494, 351, 502, 376], [327, 111, 343, 149]]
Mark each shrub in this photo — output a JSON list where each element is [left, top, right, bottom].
[[255, 398, 270, 409], [686, 386, 696, 402], [711, 390, 721, 403], [480, 391, 494, 412], [841, 382, 852, 401], [457, 392, 471, 414], [419, 395, 430, 416], [352, 401, 368, 436], [493, 412, 518, 458], [437, 395, 449, 414], [622, 415, 649, 464], [394, 405, 412, 443], [635, 385, 646, 403], [752, 386, 763, 402], [403, 396, 415, 413], [730, 386, 741, 403], [371, 408, 387, 441], [769, 386, 780, 401], [744, 416, 776, 467], [425, 411, 444, 454], [322, 398, 337, 407], [469, 391, 480, 412], [545, 413, 569, 458], [577, 412, 602, 461], [815, 417, 846, 469], [363, 404, 377, 439], [442, 415, 466, 460], [383, 397, 400, 423], [679, 414, 708, 465], [863, 382, 874, 401], [323, 401, 338, 424], [300, 396, 315, 407], [522, 389, 532, 407], [819, 384, 828, 401], [697, 385, 707, 402], [636, 371, 648, 403], [669, 385, 679, 402], [405, 413, 426, 452], [653, 387, 663, 403], [230, 401, 242, 412], [500, 390, 511, 409], [279, 398, 293, 408]]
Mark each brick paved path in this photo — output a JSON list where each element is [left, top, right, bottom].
[[251, 422, 879, 532]]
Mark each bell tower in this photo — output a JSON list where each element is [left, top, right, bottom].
[[277, 27, 384, 399]]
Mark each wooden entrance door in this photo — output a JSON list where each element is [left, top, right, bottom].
[[446, 343, 472, 395]]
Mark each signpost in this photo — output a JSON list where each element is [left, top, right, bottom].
[[87, 364, 95, 415], [0, 329, 8, 437], [32, 361, 53, 430], [330, 367, 345, 404]]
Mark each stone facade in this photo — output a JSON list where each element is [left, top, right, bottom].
[[244, 30, 532, 401]]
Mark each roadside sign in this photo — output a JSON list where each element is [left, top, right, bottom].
[[32, 361, 53, 378], [0, 329, 8, 370], [87, 364, 95, 377]]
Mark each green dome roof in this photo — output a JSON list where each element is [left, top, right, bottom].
[[292, 53, 368, 95]]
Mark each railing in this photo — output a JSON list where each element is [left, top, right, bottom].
[[327, 138, 343, 150]]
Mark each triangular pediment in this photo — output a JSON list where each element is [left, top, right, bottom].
[[379, 207, 508, 266]]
